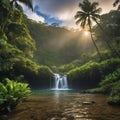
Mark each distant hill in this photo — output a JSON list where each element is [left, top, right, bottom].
[[24, 16, 95, 66]]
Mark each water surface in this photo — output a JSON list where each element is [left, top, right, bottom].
[[8, 90, 120, 120]]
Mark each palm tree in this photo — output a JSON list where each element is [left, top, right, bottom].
[[75, 0, 102, 60], [113, 0, 120, 10], [10, 0, 33, 11]]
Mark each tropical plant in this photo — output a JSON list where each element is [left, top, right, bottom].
[[0, 78, 31, 114], [0, 0, 33, 36], [75, 0, 102, 60], [113, 0, 120, 10]]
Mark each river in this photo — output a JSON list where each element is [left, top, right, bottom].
[[8, 90, 120, 120]]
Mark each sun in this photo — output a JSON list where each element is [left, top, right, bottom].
[[84, 31, 89, 36]]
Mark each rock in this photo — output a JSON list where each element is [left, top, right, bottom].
[[61, 117, 67, 120], [82, 101, 96, 105]]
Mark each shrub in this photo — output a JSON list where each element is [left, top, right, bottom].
[[67, 58, 120, 89], [0, 78, 31, 114], [100, 58, 120, 77], [67, 61, 101, 89], [99, 68, 120, 94], [107, 81, 120, 105]]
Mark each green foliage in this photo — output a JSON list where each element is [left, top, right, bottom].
[[23, 10, 120, 66], [31, 66, 54, 89], [24, 16, 96, 66], [100, 58, 120, 76], [12, 56, 54, 88], [0, 35, 23, 74], [0, 0, 10, 25], [56, 63, 75, 74], [67, 58, 120, 89], [0, 3, 54, 89], [13, 56, 39, 75], [67, 61, 101, 89], [99, 68, 120, 93], [85, 68, 120, 105], [68, 61, 100, 79], [113, 36, 120, 52], [38, 66, 53, 79], [0, 5, 35, 78], [81, 87, 103, 93], [0, 78, 31, 114], [108, 81, 120, 105], [92, 50, 112, 61], [100, 68, 120, 86], [6, 11, 36, 58], [95, 10, 120, 47], [9, 10, 23, 23]]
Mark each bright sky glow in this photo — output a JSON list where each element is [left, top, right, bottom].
[[84, 31, 90, 36]]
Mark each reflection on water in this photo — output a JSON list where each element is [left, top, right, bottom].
[[8, 90, 120, 120], [54, 90, 60, 104], [32, 90, 120, 120]]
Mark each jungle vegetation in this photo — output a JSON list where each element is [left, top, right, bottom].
[[0, 0, 120, 114]]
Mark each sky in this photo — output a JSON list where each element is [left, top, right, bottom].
[[22, 0, 116, 28]]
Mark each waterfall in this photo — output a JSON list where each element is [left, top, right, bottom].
[[54, 73, 68, 90]]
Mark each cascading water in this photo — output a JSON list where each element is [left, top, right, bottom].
[[54, 73, 68, 90]]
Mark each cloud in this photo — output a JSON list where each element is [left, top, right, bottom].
[[93, 0, 115, 14], [33, 0, 78, 27], [22, 0, 115, 28], [25, 10, 45, 23], [20, 2, 45, 22]]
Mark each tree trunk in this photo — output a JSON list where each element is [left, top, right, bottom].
[[89, 24, 102, 61]]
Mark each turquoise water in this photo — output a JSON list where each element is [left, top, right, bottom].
[[32, 89, 76, 95]]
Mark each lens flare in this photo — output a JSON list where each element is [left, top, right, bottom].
[[84, 31, 89, 36]]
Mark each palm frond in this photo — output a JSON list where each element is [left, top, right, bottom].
[[18, 0, 33, 11], [118, 5, 120, 10], [15, 1, 23, 11], [79, 0, 91, 13], [92, 8, 102, 14], [81, 18, 87, 29], [113, 0, 120, 6], [113, 0, 120, 10], [92, 14, 100, 18], [75, 11, 86, 19], [76, 16, 86, 25], [92, 16, 100, 23], [91, 2, 99, 10], [76, 19, 82, 25], [87, 17, 92, 27]]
